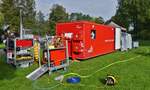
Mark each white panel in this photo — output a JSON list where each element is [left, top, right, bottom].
[[121, 32, 128, 51], [133, 41, 139, 48], [115, 28, 121, 50], [23, 34, 34, 39], [127, 34, 132, 49]]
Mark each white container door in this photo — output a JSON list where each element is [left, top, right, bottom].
[[115, 28, 121, 50]]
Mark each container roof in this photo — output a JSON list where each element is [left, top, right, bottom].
[[57, 20, 96, 24], [107, 21, 127, 31], [57, 20, 113, 28]]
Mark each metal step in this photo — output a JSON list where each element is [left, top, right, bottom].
[[26, 64, 48, 80]]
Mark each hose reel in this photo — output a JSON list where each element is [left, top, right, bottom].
[[105, 75, 117, 85]]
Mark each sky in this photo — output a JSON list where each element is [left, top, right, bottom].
[[35, 0, 118, 21]]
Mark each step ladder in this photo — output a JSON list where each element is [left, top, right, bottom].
[[26, 64, 48, 80]]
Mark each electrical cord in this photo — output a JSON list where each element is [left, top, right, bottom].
[[32, 55, 141, 90]]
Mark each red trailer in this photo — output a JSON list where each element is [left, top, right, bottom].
[[56, 21, 115, 60]]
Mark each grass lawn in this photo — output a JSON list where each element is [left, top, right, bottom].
[[0, 42, 150, 90], [0, 43, 5, 49]]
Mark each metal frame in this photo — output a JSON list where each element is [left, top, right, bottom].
[[6, 38, 9, 63], [14, 38, 34, 67], [38, 42, 41, 67], [7, 37, 34, 67], [46, 35, 69, 75], [6, 38, 14, 64]]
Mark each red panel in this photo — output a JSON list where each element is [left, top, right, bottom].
[[72, 41, 84, 53], [73, 33, 83, 41], [16, 39, 33, 47], [49, 49, 66, 66]]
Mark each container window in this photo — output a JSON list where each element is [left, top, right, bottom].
[[91, 30, 96, 39]]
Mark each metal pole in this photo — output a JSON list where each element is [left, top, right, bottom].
[[6, 38, 9, 64], [46, 35, 51, 75], [38, 42, 41, 67], [20, 9, 23, 39], [66, 40, 69, 65], [14, 39, 17, 66]]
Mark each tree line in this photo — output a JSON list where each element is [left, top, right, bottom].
[[111, 0, 150, 40], [49, 4, 104, 35], [0, 0, 104, 36]]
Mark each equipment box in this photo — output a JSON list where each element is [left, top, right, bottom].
[[43, 48, 66, 66]]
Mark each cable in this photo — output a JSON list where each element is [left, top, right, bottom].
[[32, 55, 141, 90], [64, 55, 141, 78]]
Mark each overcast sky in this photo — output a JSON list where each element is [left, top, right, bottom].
[[35, 0, 118, 21]]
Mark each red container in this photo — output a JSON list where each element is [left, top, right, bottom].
[[56, 21, 115, 60]]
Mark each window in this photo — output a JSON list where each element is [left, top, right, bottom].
[[91, 30, 96, 39]]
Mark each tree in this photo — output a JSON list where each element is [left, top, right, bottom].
[[36, 11, 45, 24], [113, 0, 150, 40], [49, 4, 68, 35], [0, 0, 36, 31], [94, 16, 104, 24], [21, 0, 36, 28], [69, 13, 93, 21], [69, 13, 82, 21], [33, 11, 49, 36], [0, 12, 4, 27], [0, 12, 4, 38], [0, 0, 19, 31], [48, 4, 105, 35], [82, 14, 93, 21], [69, 12, 105, 24]]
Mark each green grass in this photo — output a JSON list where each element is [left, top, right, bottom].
[[0, 43, 5, 49], [0, 41, 150, 90], [140, 40, 150, 46]]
